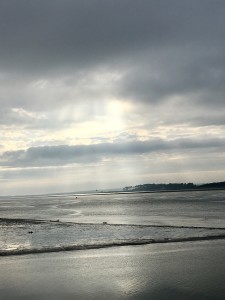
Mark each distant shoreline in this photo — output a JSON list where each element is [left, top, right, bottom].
[[90, 187, 225, 196], [122, 181, 225, 193], [1, 186, 225, 198]]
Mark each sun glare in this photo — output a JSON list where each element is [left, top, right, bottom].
[[105, 100, 131, 132]]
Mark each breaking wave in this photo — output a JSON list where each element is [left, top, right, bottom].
[[1, 218, 225, 256], [1, 235, 225, 256]]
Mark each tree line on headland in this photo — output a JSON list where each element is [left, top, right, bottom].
[[123, 181, 225, 192]]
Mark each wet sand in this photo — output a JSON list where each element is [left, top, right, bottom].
[[1, 240, 225, 300]]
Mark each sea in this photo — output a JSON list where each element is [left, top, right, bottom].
[[1, 190, 225, 299], [1, 189, 225, 255]]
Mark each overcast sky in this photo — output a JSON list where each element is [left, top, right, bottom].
[[0, 0, 225, 195]]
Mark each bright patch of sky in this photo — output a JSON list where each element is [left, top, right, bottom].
[[0, 0, 225, 195]]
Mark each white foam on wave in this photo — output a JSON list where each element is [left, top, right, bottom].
[[1, 218, 225, 256]]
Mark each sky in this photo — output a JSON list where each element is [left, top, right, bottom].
[[0, 0, 225, 195]]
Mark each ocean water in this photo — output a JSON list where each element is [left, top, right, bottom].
[[1, 190, 225, 300], [0, 190, 225, 255], [0, 240, 225, 300]]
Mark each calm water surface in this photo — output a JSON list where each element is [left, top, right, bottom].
[[1, 190, 225, 227], [0, 190, 225, 299], [0, 240, 225, 300]]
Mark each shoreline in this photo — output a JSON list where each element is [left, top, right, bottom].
[[1, 187, 225, 198], [2, 217, 225, 230], [93, 187, 225, 196], [1, 239, 225, 300], [1, 234, 225, 257]]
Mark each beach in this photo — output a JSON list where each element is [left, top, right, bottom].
[[0, 240, 225, 300], [1, 1, 225, 298], [1, 190, 225, 299]]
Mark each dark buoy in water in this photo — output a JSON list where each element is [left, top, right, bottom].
[[28, 231, 33, 234], [103, 222, 107, 225]]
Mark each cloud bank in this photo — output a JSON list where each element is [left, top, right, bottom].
[[0, 0, 225, 194]]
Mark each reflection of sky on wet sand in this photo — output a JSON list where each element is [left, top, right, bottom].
[[1, 190, 225, 257], [74, 241, 225, 299], [1, 191, 225, 228], [1, 241, 225, 300]]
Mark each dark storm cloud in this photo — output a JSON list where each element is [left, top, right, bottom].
[[0, 0, 159, 73], [118, 43, 225, 106], [0, 0, 225, 128], [0, 0, 224, 73], [1, 137, 225, 168]]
